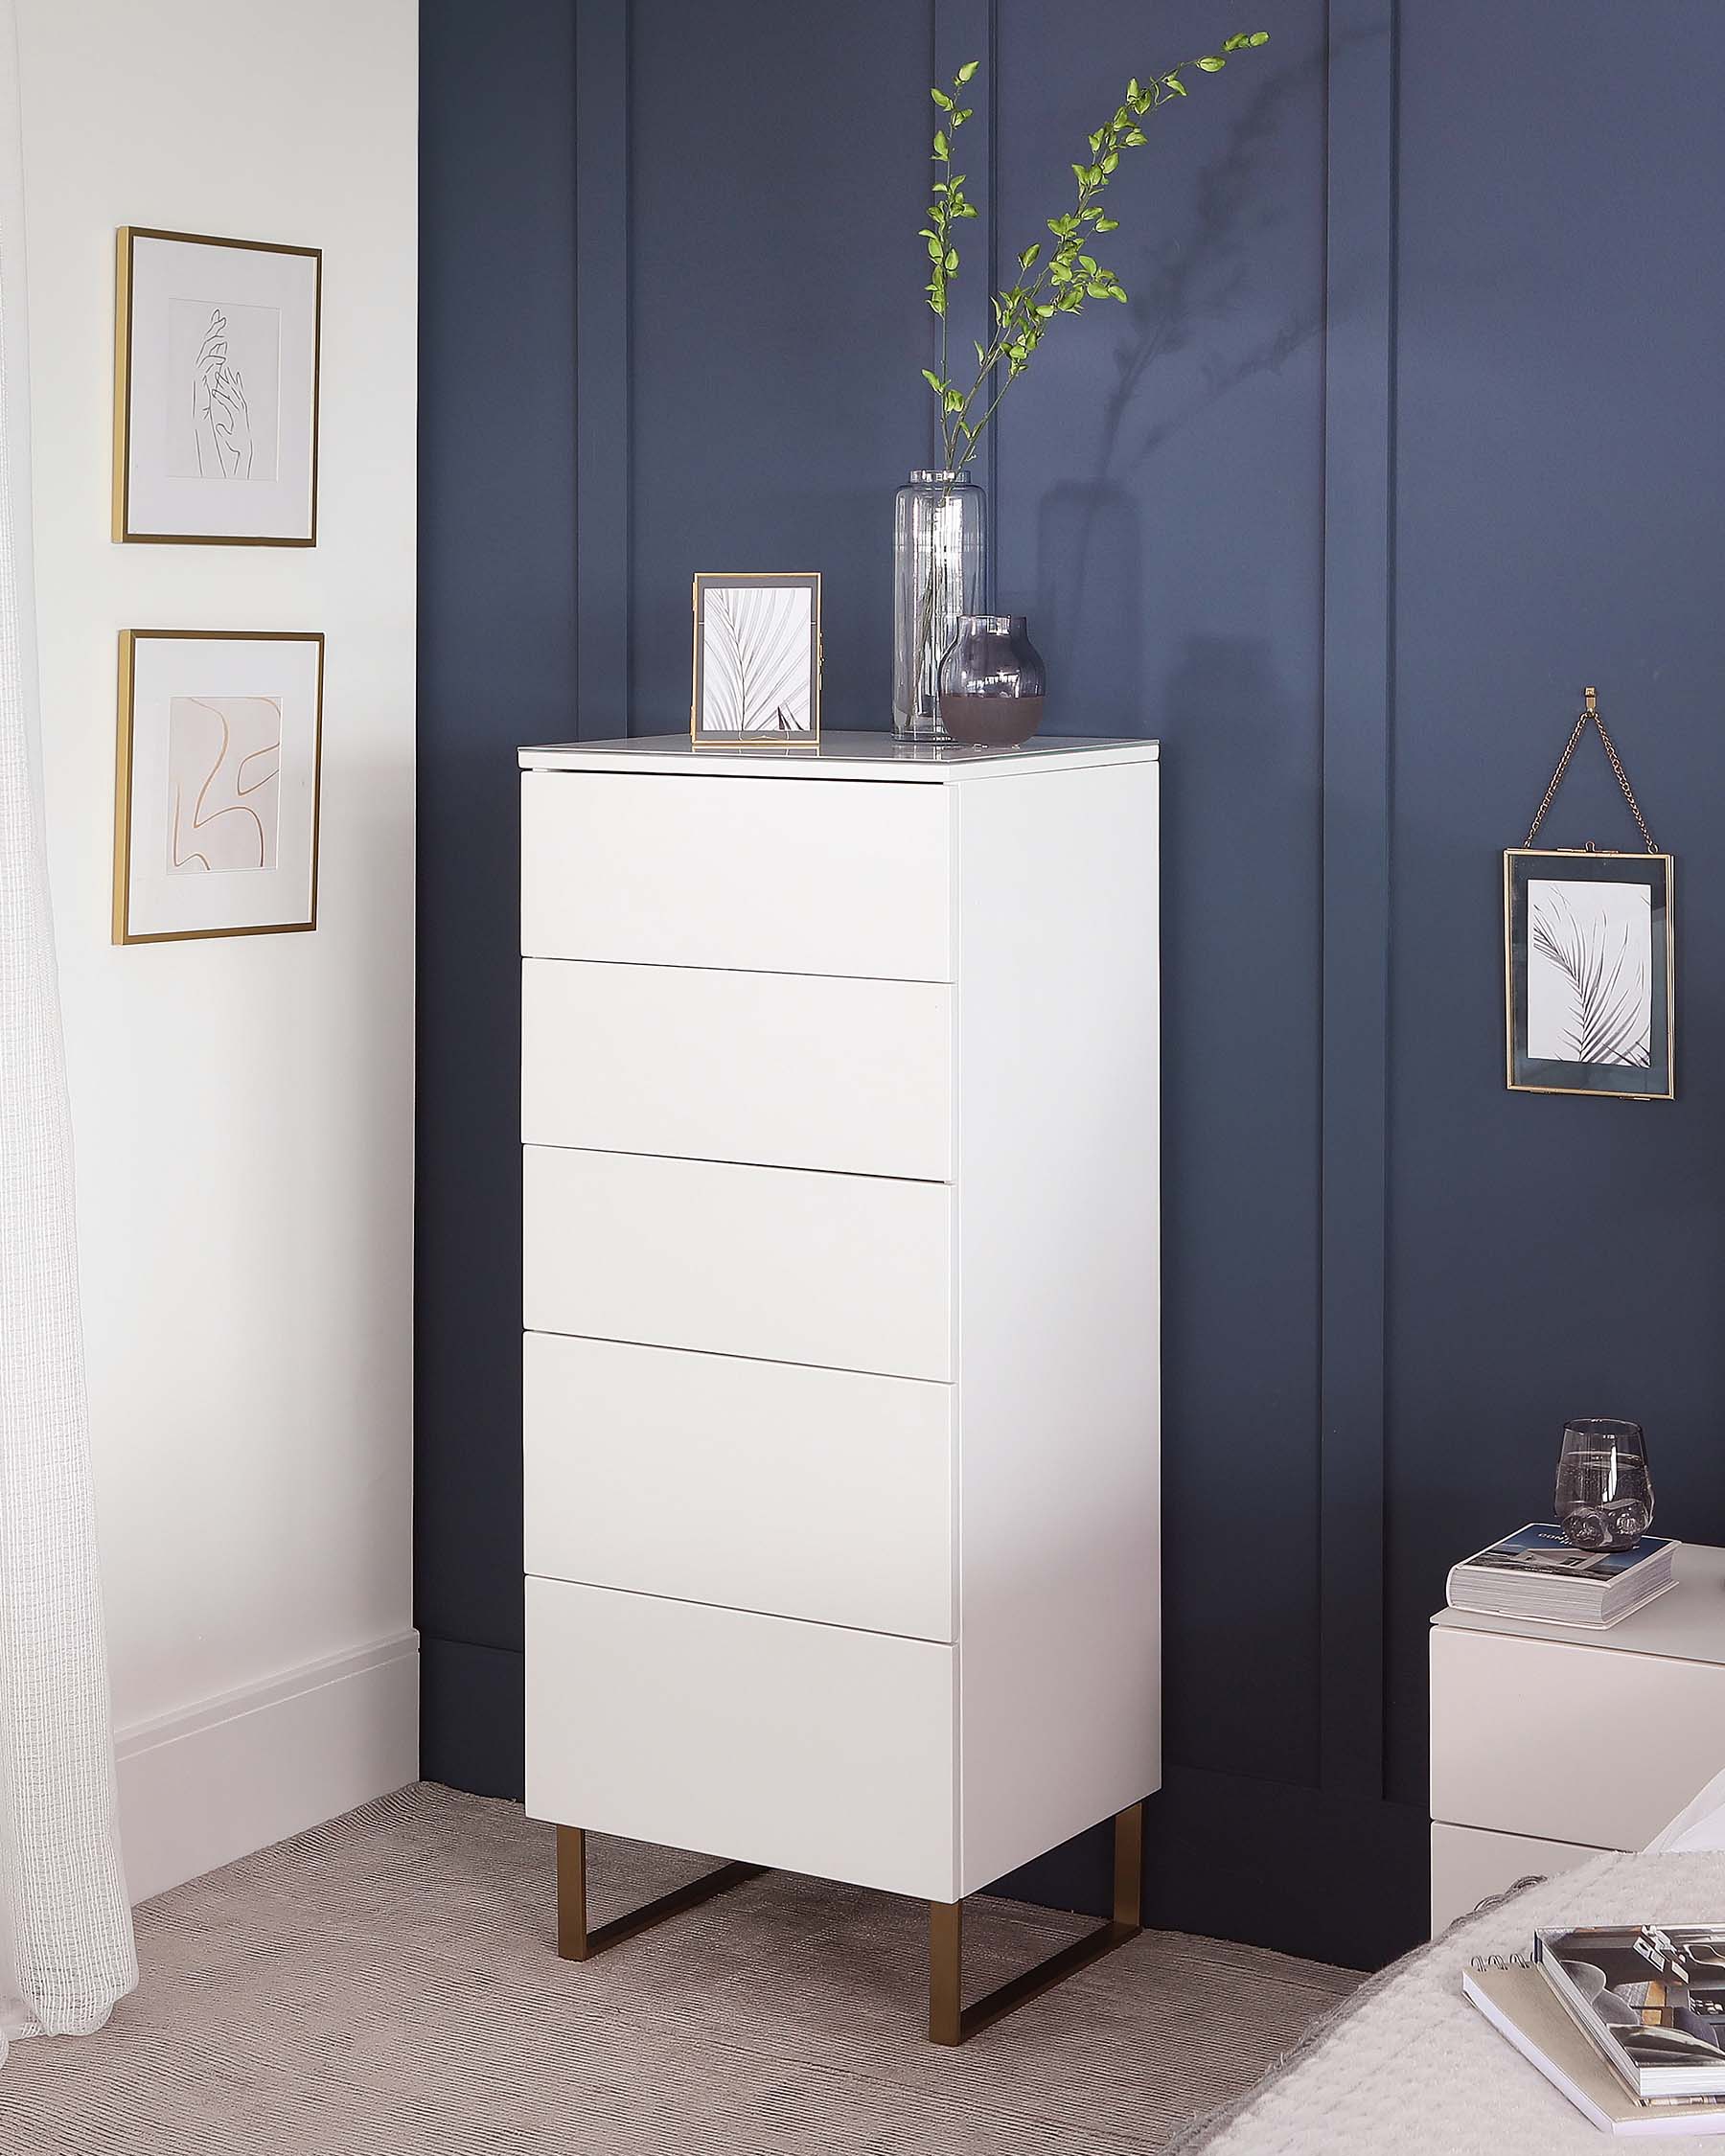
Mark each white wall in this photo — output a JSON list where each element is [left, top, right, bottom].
[[16, 0, 419, 1899]]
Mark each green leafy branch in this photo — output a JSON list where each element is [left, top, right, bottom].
[[920, 33, 1270, 473], [920, 58, 980, 429]]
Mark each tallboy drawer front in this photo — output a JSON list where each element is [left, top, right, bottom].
[[525, 1578, 957, 1900], [1431, 1626, 1725, 1850], [520, 770, 952, 981], [523, 1145, 952, 1380], [521, 960, 953, 1181], [524, 1333, 954, 1640]]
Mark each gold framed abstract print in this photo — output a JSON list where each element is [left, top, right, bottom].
[[114, 631, 324, 945]]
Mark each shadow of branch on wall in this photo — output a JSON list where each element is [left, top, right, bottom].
[[1032, 31, 1379, 722], [1104, 51, 1331, 478]]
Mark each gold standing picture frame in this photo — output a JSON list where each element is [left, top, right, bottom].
[[690, 572, 821, 745], [114, 227, 322, 545], [114, 630, 325, 946]]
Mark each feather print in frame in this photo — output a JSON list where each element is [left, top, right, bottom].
[[1528, 880, 1652, 1067], [1505, 847, 1673, 1100]]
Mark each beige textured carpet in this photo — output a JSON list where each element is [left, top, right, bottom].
[[0, 1784, 1360, 2155]]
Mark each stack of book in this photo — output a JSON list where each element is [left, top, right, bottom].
[[1467, 1924, 1725, 2136], [1446, 1524, 1679, 1628]]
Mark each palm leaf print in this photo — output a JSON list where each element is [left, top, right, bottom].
[[702, 588, 811, 734], [1530, 885, 1651, 1067]]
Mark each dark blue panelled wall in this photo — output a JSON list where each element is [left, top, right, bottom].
[[417, 0, 576, 1788], [1384, 3, 1725, 1802], [417, 0, 1725, 1970]]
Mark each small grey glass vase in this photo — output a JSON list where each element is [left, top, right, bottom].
[[1555, 1417, 1654, 1550], [937, 615, 1047, 747], [892, 470, 985, 742]]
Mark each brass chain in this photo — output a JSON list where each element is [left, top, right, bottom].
[[1523, 687, 1658, 852]]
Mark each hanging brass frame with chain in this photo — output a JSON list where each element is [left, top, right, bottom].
[[1522, 686, 1658, 853], [1504, 686, 1674, 1102]]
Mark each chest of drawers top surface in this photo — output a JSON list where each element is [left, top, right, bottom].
[[520, 730, 1160, 985], [518, 730, 1158, 780]]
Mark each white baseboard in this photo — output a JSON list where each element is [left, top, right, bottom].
[[114, 1631, 421, 1904]]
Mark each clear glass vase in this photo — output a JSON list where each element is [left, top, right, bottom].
[[892, 470, 985, 742]]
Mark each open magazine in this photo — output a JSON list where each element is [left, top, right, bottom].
[[1536, 1928, 1725, 2099]]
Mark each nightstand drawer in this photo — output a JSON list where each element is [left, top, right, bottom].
[[521, 959, 952, 1181], [523, 1333, 953, 1639], [523, 1145, 952, 1380], [1430, 1626, 1725, 1849], [1429, 1823, 1603, 1937], [520, 769, 952, 980], [525, 1578, 957, 1900]]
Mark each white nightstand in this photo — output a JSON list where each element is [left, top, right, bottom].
[[1429, 1543, 1725, 1934]]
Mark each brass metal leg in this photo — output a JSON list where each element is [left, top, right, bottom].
[[928, 1800, 1144, 2045], [555, 1824, 764, 1962], [1113, 1800, 1143, 1930], [929, 1900, 964, 2045]]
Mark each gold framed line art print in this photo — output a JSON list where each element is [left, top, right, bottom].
[[690, 572, 821, 745], [113, 227, 322, 545], [113, 631, 325, 945]]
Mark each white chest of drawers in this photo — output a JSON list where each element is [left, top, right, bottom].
[[518, 731, 1161, 2029]]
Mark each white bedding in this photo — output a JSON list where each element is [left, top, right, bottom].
[[1180, 1849, 1725, 2152]]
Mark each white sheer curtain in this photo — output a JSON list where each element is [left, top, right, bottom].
[[0, 0, 136, 2061]]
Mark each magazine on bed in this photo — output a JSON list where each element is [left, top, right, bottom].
[[1534, 1928, 1725, 2100], [1464, 1963, 1725, 2136]]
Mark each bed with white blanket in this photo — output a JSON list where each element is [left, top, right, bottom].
[[1177, 1807, 1725, 2152]]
